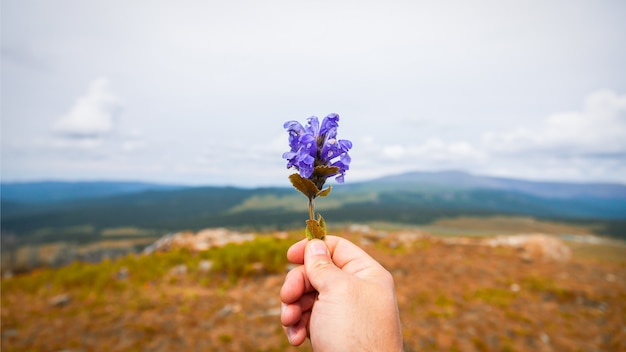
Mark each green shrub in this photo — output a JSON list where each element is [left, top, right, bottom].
[[2, 236, 293, 297]]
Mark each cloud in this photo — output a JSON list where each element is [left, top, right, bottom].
[[347, 136, 488, 182], [350, 90, 626, 183], [483, 90, 626, 158], [53, 77, 123, 139], [378, 139, 485, 163], [4, 1, 625, 185]]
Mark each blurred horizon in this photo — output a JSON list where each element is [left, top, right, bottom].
[[2, 168, 626, 188]]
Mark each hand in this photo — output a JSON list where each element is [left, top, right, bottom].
[[280, 236, 403, 351]]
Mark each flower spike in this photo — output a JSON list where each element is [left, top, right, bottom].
[[282, 113, 352, 239]]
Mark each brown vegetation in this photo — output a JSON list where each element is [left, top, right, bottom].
[[2, 227, 625, 351]]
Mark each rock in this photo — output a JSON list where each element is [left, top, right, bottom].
[[396, 231, 430, 245], [484, 234, 571, 262], [143, 228, 256, 253], [198, 260, 213, 273], [195, 228, 255, 249], [520, 234, 571, 262], [49, 294, 71, 307], [348, 224, 372, 234], [142, 232, 177, 254]]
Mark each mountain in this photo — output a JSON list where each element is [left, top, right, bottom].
[[1, 171, 625, 244], [347, 170, 626, 220], [0, 181, 188, 204], [353, 170, 626, 199]]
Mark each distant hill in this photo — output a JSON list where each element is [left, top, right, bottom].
[[352, 170, 626, 199], [1, 171, 625, 244], [0, 181, 188, 203]]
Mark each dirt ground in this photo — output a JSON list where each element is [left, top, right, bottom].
[[2, 230, 625, 351]]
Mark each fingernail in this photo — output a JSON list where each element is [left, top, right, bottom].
[[287, 326, 297, 343], [310, 240, 328, 256]]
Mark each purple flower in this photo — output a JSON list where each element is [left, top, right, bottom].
[[282, 113, 352, 184]]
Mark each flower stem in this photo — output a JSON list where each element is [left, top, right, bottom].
[[308, 198, 315, 220]]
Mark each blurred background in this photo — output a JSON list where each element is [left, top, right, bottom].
[[2, 1, 626, 351]]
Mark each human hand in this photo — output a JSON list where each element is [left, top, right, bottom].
[[280, 236, 403, 351]]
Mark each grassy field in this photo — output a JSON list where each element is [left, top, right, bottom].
[[2, 215, 619, 273]]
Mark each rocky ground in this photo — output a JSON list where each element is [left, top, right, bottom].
[[2, 228, 625, 351]]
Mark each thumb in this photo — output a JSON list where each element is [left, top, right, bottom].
[[304, 239, 347, 292]]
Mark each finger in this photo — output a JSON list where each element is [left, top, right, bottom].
[[324, 235, 388, 278], [283, 310, 311, 346], [280, 291, 317, 326], [281, 302, 300, 326], [286, 238, 307, 264], [304, 239, 348, 292], [280, 265, 315, 304]]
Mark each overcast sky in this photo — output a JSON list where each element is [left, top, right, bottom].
[[2, 0, 626, 187]]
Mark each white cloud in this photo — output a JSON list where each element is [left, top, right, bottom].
[[53, 77, 123, 138], [349, 90, 626, 183], [347, 136, 488, 182], [119, 129, 145, 152], [368, 138, 486, 165], [483, 90, 626, 158], [476, 90, 626, 181]]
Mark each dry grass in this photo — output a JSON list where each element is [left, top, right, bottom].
[[2, 225, 625, 351], [425, 215, 597, 236], [567, 242, 626, 264]]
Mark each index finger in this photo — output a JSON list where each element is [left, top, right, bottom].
[[287, 235, 386, 275]]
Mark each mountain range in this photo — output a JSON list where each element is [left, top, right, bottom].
[[2, 170, 625, 244]]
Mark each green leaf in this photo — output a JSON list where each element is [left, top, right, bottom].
[[316, 185, 332, 197], [318, 213, 327, 234], [289, 173, 320, 199], [306, 219, 326, 240], [305, 222, 314, 240]]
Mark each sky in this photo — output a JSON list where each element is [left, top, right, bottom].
[[2, 0, 626, 187]]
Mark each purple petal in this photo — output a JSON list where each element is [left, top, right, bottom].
[[340, 153, 351, 165], [284, 120, 305, 133], [338, 139, 352, 151], [282, 151, 297, 160], [306, 116, 320, 136], [320, 114, 339, 136], [283, 114, 351, 183]]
